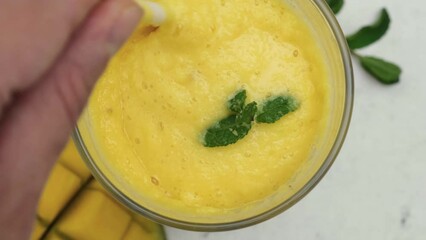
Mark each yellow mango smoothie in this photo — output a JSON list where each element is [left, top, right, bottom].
[[87, 0, 330, 217]]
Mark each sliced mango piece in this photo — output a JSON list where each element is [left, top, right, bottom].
[[56, 189, 132, 240], [88, 181, 166, 240], [122, 222, 146, 240], [45, 232, 64, 240], [87, 181, 127, 212], [133, 214, 163, 234], [58, 140, 91, 180], [88, 180, 105, 192], [38, 164, 82, 222], [30, 219, 46, 240], [32, 139, 166, 240], [122, 221, 164, 240], [45, 230, 74, 240]]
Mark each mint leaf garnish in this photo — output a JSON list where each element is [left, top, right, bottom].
[[325, 2, 402, 85], [203, 103, 257, 147], [256, 96, 299, 124], [237, 102, 257, 125], [228, 89, 247, 113], [359, 56, 401, 84], [346, 9, 390, 50], [326, 0, 344, 14], [203, 115, 242, 148], [202, 91, 299, 147]]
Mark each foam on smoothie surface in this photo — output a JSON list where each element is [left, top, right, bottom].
[[88, 0, 329, 213]]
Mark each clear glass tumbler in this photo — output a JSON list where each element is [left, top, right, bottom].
[[73, 0, 354, 231]]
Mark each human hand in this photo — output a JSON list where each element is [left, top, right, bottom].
[[0, 0, 142, 238]]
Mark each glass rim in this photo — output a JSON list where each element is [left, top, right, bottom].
[[72, 0, 354, 232]]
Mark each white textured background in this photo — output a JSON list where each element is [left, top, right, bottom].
[[166, 0, 426, 239]]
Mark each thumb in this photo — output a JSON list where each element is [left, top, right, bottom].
[[0, 0, 142, 238]]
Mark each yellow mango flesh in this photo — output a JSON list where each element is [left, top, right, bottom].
[[30, 220, 46, 240], [38, 164, 82, 222], [46, 233, 65, 240], [32, 141, 165, 240], [55, 190, 132, 240], [88, 0, 329, 214], [58, 141, 91, 180], [122, 222, 164, 240]]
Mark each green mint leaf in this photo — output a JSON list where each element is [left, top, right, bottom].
[[228, 89, 247, 113], [204, 100, 257, 148], [326, 0, 344, 14], [203, 115, 253, 148], [256, 95, 299, 124], [203, 115, 240, 148], [346, 8, 390, 50], [236, 102, 258, 125], [359, 56, 402, 84]]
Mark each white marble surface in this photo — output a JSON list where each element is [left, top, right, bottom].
[[166, 0, 426, 239]]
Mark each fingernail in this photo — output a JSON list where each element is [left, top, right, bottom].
[[108, 1, 143, 55], [136, 1, 167, 27]]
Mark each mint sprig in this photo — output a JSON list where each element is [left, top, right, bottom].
[[203, 115, 252, 148], [228, 89, 247, 113], [359, 56, 402, 84], [203, 90, 299, 147], [326, 0, 344, 14], [327, 1, 402, 84], [203, 102, 257, 148], [237, 102, 258, 125], [346, 9, 390, 50], [256, 96, 299, 124]]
